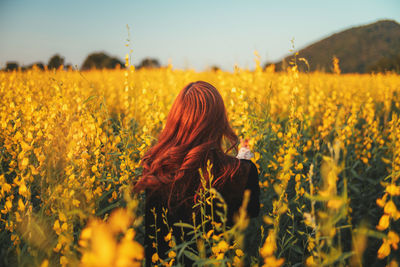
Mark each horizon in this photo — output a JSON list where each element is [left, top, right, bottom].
[[1, 0, 399, 71]]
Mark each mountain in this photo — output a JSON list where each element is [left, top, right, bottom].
[[269, 20, 400, 73]]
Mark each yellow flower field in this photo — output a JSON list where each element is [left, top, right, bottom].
[[0, 63, 400, 266]]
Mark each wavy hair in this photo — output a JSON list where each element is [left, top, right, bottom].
[[134, 81, 240, 208]]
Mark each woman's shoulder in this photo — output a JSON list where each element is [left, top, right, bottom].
[[238, 158, 257, 169], [238, 159, 258, 184], [216, 156, 256, 188], [236, 156, 258, 175], [238, 159, 259, 191], [217, 157, 260, 218], [220, 154, 258, 178]]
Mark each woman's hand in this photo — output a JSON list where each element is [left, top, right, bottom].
[[236, 138, 254, 160]]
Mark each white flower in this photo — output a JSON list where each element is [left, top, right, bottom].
[[236, 147, 254, 160]]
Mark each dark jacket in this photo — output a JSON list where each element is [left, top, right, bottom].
[[144, 158, 260, 266]]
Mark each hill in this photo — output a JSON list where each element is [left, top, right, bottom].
[[270, 20, 400, 73]]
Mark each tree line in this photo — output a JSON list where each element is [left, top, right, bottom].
[[3, 52, 399, 73], [2, 52, 161, 71]]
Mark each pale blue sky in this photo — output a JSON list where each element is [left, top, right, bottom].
[[0, 0, 399, 70]]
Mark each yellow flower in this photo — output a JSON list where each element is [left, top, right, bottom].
[[386, 184, 400, 196], [384, 201, 398, 217], [86, 222, 116, 266], [303, 213, 316, 229], [115, 237, 144, 266], [327, 198, 343, 210], [60, 256, 68, 267], [377, 231, 400, 259], [152, 253, 159, 263], [17, 199, 25, 212], [108, 208, 133, 233], [59, 212, 67, 222], [72, 199, 80, 207], [53, 220, 61, 235], [5, 199, 12, 210], [61, 222, 68, 232], [216, 252, 224, 260], [79, 227, 92, 248], [260, 242, 275, 258], [164, 259, 175, 267], [260, 230, 277, 257], [305, 255, 315, 266], [40, 259, 49, 267], [376, 215, 390, 231], [2, 183, 11, 193], [164, 231, 172, 242], [388, 231, 399, 250], [263, 256, 285, 267], [19, 182, 27, 197], [376, 194, 388, 207], [296, 163, 303, 170], [168, 250, 176, 258], [91, 165, 98, 173], [233, 255, 241, 266], [21, 157, 29, 169], [235, 249, 244, 257], [212, 240, 229, 254], [377, 240, 391, 259]]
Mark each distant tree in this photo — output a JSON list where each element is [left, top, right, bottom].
[[48, 54, 65, 69], [136, 58, 161, 69], [208, 65, 221, 72], [81, 52, 124, 70], [107, 57, 124, 69], [25, 62, 45, 70], [4, 62, 19, 71]]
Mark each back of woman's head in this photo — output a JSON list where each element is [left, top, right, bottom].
[[134, 81, 240, 207]]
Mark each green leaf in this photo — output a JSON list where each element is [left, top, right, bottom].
[[173, 222, 195, 229], [183, 250, 200, 261], [82, 95, 98, 105]]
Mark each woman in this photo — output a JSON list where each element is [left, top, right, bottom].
[[134, 81, 260, 266]]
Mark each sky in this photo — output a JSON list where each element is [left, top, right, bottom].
[[0, 0, 399, 71]]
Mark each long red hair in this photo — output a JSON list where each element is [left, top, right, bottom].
[[134, 81, 240, 208]]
